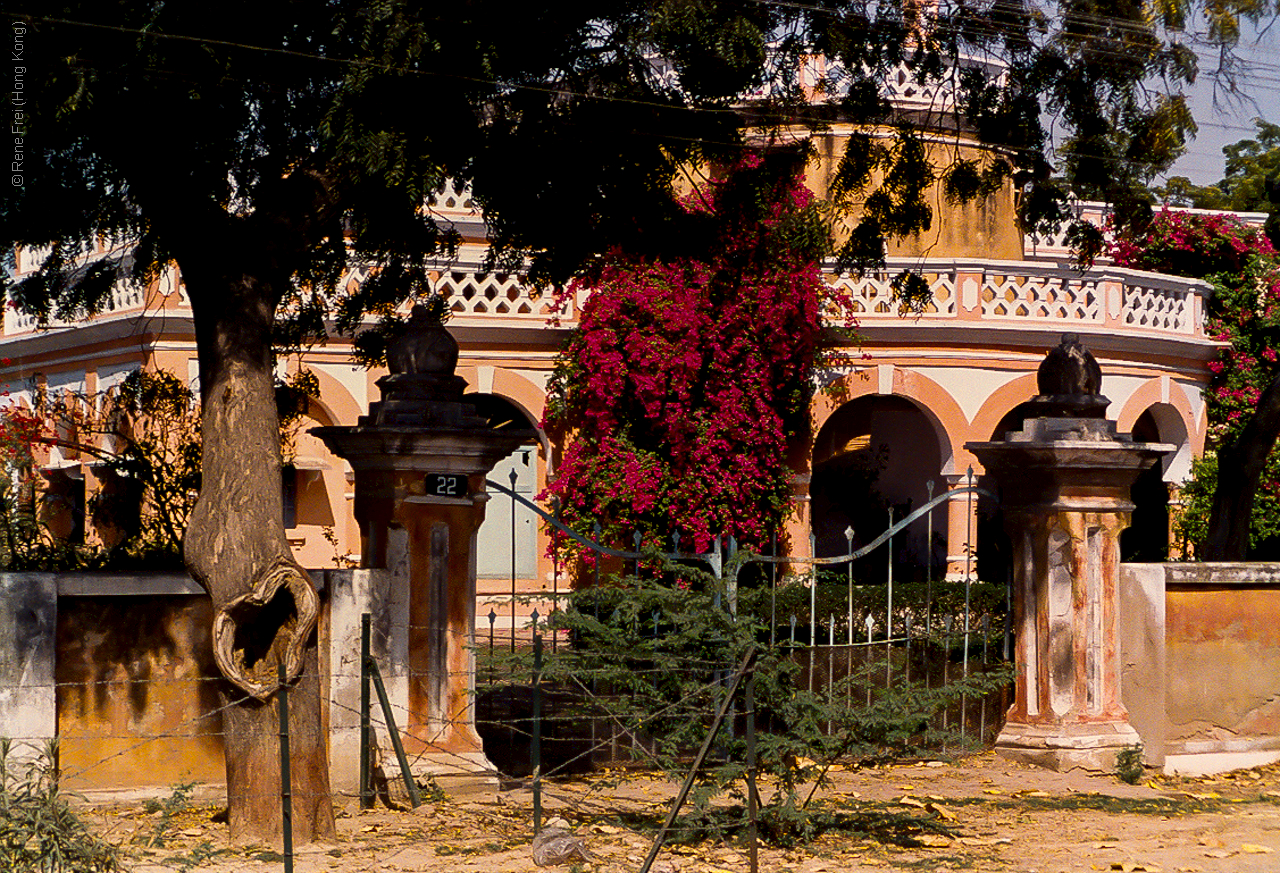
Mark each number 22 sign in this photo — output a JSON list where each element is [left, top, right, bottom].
[[424, 473, 466, 497]]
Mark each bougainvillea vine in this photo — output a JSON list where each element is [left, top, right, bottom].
[[1112, 209, 1280, 554], [543, 155, 853, 555]]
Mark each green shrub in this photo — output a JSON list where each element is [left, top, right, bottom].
[[1115, 744, 1145, 785], [518, 555, 1012, 843], [0, 739, 122, 873]]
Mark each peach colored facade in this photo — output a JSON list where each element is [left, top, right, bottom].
[[1, 155, 1230, 626]]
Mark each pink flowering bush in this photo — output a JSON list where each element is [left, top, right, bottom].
[[1113, 210, 1280, 553], [544, 157, 851, 555]]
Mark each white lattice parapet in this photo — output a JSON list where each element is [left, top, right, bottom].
[[1022, 202, 1269, 264], [438, 271, 571, 322], [829, 258, 1212, 341], [749, 51, 1009, 114], [981, 270, 1103, 323], [4, 271, 150, 336], [827, 269, 956, 317]]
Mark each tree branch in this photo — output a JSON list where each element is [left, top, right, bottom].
[[1204, 369, 1280, 559]]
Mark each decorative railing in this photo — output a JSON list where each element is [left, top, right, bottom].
[[878, 56, 1008, 113], [746, 52, 1009, 114], [1022, 201, 1269, 263], [835, 259, 1210, 339], [828, 268, 957, 317], [981, 269, 1102, 323], [4, 240, 165, 337], [4, 272, 150, 335], [4, 256, 1210, 344], [436, 270, 571, 321]]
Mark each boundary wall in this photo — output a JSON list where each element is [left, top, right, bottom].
[[0, 569, 404, 796], [1121, 563, 1280, 775]]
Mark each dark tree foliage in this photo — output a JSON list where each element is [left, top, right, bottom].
[[1, 0, 1273, 844], [1155, 118, 1280, 247]]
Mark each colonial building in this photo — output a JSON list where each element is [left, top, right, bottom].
[[3, 51, 1262, 630]]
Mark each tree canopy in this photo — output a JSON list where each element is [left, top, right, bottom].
[[1113, 209, 1280, 558], [1154, 118, 1280, 246], [4, 0, 1277, 845]]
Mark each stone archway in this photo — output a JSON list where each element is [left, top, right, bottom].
[[811, 395, 946, 582], [1120, 405, 1189, 561], [465, 393, 544, 582]]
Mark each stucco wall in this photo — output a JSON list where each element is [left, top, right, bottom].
[[0, 569, 407, 796], [0, 573, 56, 770], [1120, 563, 1280, 775], [56, 588, 225, 791]]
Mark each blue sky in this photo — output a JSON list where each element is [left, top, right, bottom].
[[1163, 17, 1280, 185]]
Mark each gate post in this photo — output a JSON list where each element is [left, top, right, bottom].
[[968, 335, 1171, 771], [315, 305, 536, 792]]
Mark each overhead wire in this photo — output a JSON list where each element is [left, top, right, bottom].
[[10, 6, 1276, 203]]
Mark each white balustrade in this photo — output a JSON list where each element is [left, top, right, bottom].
[[828, 270, 956, 317], [437, 271, 570, 321], [4, 251, 1209, 345], [1122, 281, 1194, 334], [4, 272, 149, 336], [836, 259, 1209, 339], [981, 271, 1102, 323]]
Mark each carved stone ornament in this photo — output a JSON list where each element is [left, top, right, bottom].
[[1025, 333, 1110, 420], [386, 304, 459, 376]]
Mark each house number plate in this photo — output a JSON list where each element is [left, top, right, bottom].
[[424, 473, 467, 497]]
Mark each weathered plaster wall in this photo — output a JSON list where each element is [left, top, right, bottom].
[[1120, 563, 1280, 775], [0, 573, 57, 769], [1, 569, 409, 795], [1118, 564, 1167, 766], [54, 577, 226, 791], [326, 566, 408, 793]]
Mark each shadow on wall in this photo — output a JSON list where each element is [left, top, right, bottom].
[[54, 590, 229, 789]]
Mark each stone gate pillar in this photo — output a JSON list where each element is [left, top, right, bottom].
[[315, 306, 536, 784], [967, 335, 1171, 771]]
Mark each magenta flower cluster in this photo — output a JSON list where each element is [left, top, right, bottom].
[[544, 163, 836, 555], [1112, 209, 1280, 445]]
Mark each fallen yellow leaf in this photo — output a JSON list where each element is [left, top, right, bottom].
[[1240, 844, 1273, 854], [915, 834, 953, 848]]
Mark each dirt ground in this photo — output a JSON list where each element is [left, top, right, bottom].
[[89, 751, 1280, 873]]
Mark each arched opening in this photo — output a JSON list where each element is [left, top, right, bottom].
[[811, 395, 946, 582], [467, 394, 543, 580], [1121, 406, 1186, 562]]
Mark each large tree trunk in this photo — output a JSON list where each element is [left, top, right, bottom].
[[182, 270, 336, 846], [1203, 371, 1280, 560]]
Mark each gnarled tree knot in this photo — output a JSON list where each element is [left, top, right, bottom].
[[211, 556, 319, 700]]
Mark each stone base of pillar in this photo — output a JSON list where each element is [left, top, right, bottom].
[[410, 751, 500, 799], [994, 721, 1142, 772]]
